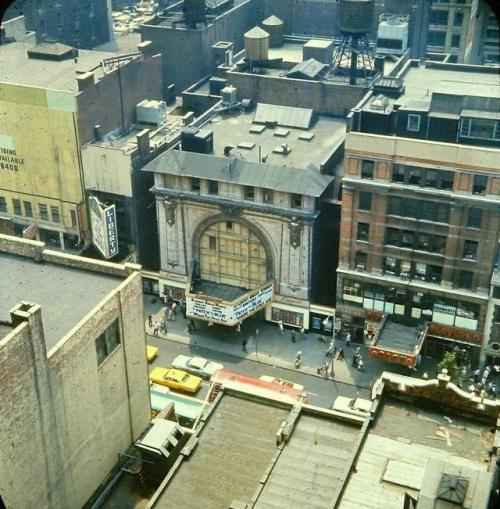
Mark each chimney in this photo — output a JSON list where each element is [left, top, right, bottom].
[[136, 129, 150, 158], [93, 124, 102, 141], [76, 71, 95, 91]]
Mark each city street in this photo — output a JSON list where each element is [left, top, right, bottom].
[[146, 333, 370, 409]]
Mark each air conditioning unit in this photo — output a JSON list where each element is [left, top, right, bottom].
[[356, 264, 365, 271], [400, 272, 409, 280]]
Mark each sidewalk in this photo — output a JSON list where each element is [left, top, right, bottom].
[[143, 296, 438, 389]]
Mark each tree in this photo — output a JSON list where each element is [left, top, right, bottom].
[[438, 351, 462, 384]]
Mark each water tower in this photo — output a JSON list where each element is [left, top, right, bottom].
[[327, 0, 375, 85]]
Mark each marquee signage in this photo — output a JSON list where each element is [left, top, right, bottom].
[[186, 282, 274, 326], [89, 195, 119, 259]]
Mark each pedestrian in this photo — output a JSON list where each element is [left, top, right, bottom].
[[354, 346, 361, 358], [255, 327, 260, 337], [352, 352, 358, 367], [337, 347, 345, 361], [171, 302, 177, 315], [291, 330, 296, 343], [153, 321, 159, 336], [492, 383, 497, 398], [187, 322, 194, 334], [326, 338, 335, 356], [236, 323, 242, 335], [148, 314, 153, 327], [242, 337, 248, 353], [189, 319, 196, 331], [300, 326, 305, 340], [294, 350, 302, 368], [160, 319, 167, 335], [181, 300, 187, 319], [474, 368, 480, 383], [461, 366, 467, 380], [346, 332, 352, 347], [278, 320, 284, 335], [167, 308, 173, 321]]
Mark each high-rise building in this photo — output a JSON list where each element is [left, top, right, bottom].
[[4, 0, 113, 49], [337, 60, 499, 366]]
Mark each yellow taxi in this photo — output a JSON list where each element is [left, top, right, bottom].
[[146, 345, 159, 362], [149, 367, 202, 393]]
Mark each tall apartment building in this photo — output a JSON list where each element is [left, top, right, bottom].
[[4, 0, 113, 49], [337, 61, 500, 365], [478, 1, 500, 64]]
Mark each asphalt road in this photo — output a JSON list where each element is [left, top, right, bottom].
[[147, 334, 370, 409]]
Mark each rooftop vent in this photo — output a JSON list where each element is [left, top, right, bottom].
[[437, 474, 469, 504], [27, 41, 76, 61], [370, 94, 389, 111]]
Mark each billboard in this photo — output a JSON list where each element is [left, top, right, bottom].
[[186, 282, 274, 326], [89, 195, 119, 259]]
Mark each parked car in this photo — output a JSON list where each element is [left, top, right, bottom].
[[172, 355, 223, 379], [146, 345, 158, 362], [332, 396, 372, 417], [259, 375, 305, 392], [149, 367, 202, 393]]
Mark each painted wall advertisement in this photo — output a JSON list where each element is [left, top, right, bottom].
[[89, 195, 119, 259], [186, 283, 274, 325]]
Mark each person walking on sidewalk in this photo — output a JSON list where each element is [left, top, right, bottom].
[[242, 337, 248, 353], [300, 326, 305, 340], [291, 330, 296, 343], [352, 351, 358, 367], [153, 321, 159, 336], [181, 300, 187, 319], [325, 338, 335, 356], [278, 320, 284, 335], [345, 332, 352, 347], [171, 301, 177, 315], [294, 350, 302, 368], [337, 347, 345, 361], [235, 323, 242, 336], [147, 314, 153, 327]]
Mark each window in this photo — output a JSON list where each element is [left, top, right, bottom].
[[291, 194, 302, 209], [271, 308, 303, 327], [389, 196, 450, 223], [263, 189, 273, 204], [361, 160, 374, 179], [460, 118, 499, 140], [208, 235, 217, 251], [458, 270, 473, 290], [472, 175, 487, 195], [191, 177, 201, 192], [392, 164, 453, 190], [244, 186, 255, 201], [50, 206, 60, 223], [407, 114, 421, 132], [384, 256, 400, 275], [386, 228, 400, 246], [355, 251, 367, 270], [39, 203, 48, 221], [451, 34, 460, 48], [429, 10, 448, 26], [453, 12, 464, 26], [24, 201, 33, 218], [428, 31, 446, 47], [357, 222, 370, 241], [208, 181, 218, 195], [12, 199, 22, 216], [0, 196, 6, 213], [463, 240, 478, 260], [71, 209, 77, 228], [467, 207, 482, 228], [226, 221, 233, 230], [95, 320, 120, 365], [359, 191, 372, 211]]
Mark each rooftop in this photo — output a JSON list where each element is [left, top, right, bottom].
[[254, 415, 360, 508], [0, 40, 134, 92], [152, 394, 289, 509], [375, 317, 424, 354], [144, 149, 334, 197], [0, 253, 121, 350], [339, 399, 494, 508], [207, 107, 346, 169]]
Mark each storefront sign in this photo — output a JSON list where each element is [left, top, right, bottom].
[[186, 283, 273, 325], [433, 303, 456, 315], [89, 195, 119, 259]]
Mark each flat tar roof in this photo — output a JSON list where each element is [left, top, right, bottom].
[[339, 399, 493, 508], [376, 318, 422, 354], [0, 254, 121, 350], [208, 108, 346, 169], [254, 415, 360, 508], [152, 394, 288, 509], [0, 41, 122, 92]]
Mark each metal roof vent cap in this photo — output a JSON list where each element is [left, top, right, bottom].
[[437, 474, 469, 504]]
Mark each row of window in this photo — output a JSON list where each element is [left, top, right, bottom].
[[0, 196, 78, 227], [358, 191, 484, 228], [427, 31, 461, 48], [342, 278, 480, 331], [429, 9, 464, 27], [189, 178, 303, 209], [362, 159, 491, 196]]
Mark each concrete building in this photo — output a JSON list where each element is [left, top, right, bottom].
[[0, 234, 151, 509], [0, 37, 163, 252], [4, 0, 113, 49], [337, 60, 500, 365], [143, 104, 345, 328], [81, 106, 185, 269], [477, 0, 500, 65]]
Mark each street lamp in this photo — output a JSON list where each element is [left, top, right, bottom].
[[323, 314, 335, 377]]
